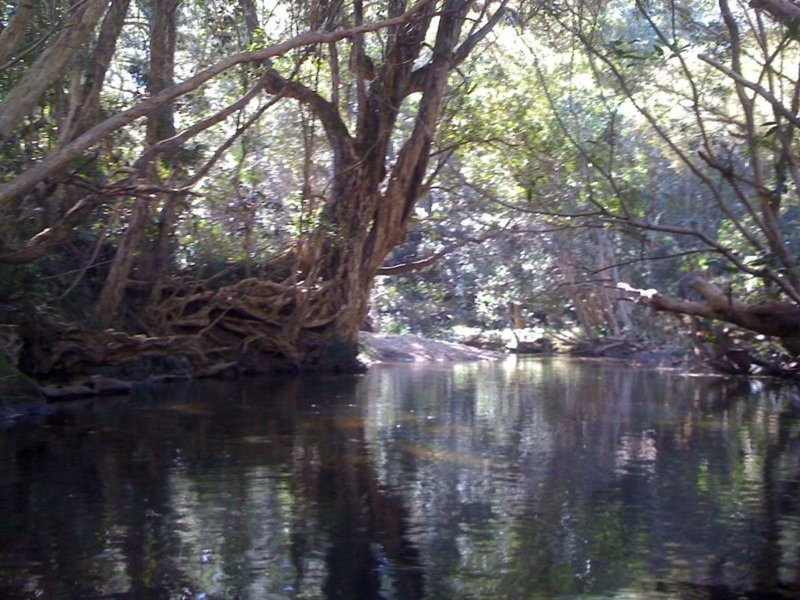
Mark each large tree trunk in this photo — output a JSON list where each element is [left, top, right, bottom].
[[293, 0, 480, 362], [148, 0, 506, 371]]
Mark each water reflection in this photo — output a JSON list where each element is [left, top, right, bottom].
[[0, 358, 798, 598]]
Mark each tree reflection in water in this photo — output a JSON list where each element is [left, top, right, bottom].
[[0, 358, 798, 598]]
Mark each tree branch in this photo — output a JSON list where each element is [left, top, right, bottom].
[[0, 0, 436, 208], [749, 0, 800, 26], [262, 67, 354, 167], [408, 1, 507, 94], [377, 233, 498, 275], [618, 278, 800, 354], [699, 52, 800, 128]]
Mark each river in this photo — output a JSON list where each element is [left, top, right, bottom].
[[1, 357, 799, 598]]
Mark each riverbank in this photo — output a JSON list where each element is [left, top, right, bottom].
[[2, 329, 751, 411], [2, 332, 504, 407]]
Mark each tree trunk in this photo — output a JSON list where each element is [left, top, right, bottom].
[[557, 247, 599, 340], [97, 0, 179, 323], [97, 196, 152, 323], [147, 192, 182, 307], [0, 0, 35, 65], [0, 0, 109, 141], [59, 0, 132, 144]]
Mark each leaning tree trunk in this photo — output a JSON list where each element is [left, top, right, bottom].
[[620, 273, 800, 356]]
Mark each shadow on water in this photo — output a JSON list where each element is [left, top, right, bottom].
[[0, 357, 798, 599]]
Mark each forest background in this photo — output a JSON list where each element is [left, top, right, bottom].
[[1, 0, 800, 383]]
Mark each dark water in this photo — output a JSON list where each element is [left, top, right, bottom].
[[1, 358, 799, 599]]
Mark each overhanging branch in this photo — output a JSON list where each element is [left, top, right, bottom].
[[377, 233, 498, 276], [0, 0, 436, 207], [749, 0, 800, 26], [618, 278, 800, 354]]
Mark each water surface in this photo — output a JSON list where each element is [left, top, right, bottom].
[[1, 358, 799, 598]]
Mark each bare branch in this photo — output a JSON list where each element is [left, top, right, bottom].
[[699, 52, 800, 128], [377, 233, 500, 275]]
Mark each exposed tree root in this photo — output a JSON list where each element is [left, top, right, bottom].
[[19, 270, 362, 384], [21, 318, 201, 378], [154, 275, 355, 370]]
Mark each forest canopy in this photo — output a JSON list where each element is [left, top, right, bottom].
[[1, 0, 799, 381]]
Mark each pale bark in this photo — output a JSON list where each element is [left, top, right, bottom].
[[0, 0, 35, 64], [97, 196, 151, 323], [0, 0, 109, 141], [60, 0, 131, 144]]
